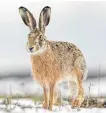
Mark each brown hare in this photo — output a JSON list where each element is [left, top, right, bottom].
[[19, 6, 87, 110]]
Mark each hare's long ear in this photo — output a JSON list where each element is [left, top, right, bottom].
[[19, 6, 36, 31], [39, 6, 51, 33]]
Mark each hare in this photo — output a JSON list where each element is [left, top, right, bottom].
[[19, 6, 87, 110]]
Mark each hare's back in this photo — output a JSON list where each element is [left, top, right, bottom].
[[49, 41, 87, 79], [49, 41, 83, 61]]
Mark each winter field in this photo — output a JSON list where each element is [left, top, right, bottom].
[[0, 73, 106, 113], [0, 98, 106, 113]]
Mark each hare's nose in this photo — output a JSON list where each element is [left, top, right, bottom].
[[29, 47, 33, 51]]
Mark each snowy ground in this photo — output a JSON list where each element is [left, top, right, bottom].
[[0, 99, 106, 113], [0, 77, 106, 113]]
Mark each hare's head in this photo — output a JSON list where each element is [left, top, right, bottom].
[[19, 6, 51, 54]]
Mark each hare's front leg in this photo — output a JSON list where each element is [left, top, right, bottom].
[[71, 68, 84, 108], [42, 87, 49, 109], [53, 89, 59, 104], [48, 85, 55, 110]]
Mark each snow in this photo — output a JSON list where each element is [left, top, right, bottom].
[[0, 99, 106, 113]]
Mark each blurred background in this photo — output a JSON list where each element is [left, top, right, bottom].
[[0, 0, 106, 98]]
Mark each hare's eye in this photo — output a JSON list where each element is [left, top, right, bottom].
[[39, 36, 43, 41], [39, 35, 42, 38]]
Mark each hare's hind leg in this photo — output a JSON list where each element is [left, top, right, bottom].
[[42, 87, 49, 109], [71, 68, 84, 108], [68, 81, 78, 100]]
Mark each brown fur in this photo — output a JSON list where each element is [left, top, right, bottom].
[[30, 40, 87, 110], [31, 44, 61, 86], [31, 40, 86, 86]]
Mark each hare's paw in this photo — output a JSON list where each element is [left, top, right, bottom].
[[71, 96, 84, 108], [42, 101, 48, 109]]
